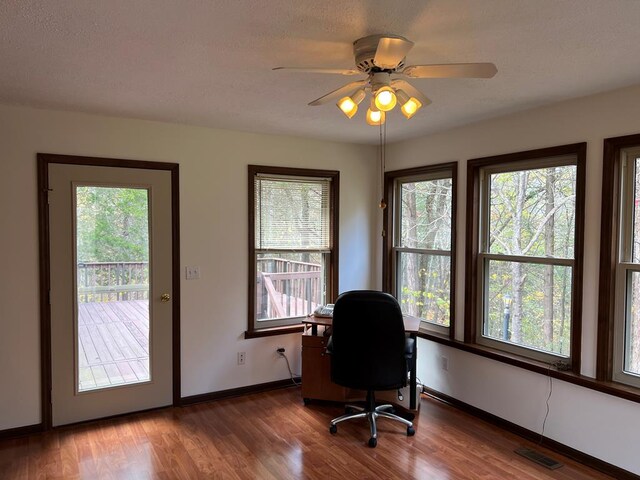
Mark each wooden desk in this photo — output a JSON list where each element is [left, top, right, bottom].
[[303, 314, 420, 334], [301, 314, 420, 410]]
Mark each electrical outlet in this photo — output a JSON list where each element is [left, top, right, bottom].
[[276, 347, 285, 354], [440, 355, 449, 372], [237, 351, 246, 365], [185, 266, 201, 280]]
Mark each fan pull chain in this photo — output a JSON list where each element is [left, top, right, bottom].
[[379, 116, 387, 238], [379, 118, 387, 210]]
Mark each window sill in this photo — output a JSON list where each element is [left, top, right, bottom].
[[244, 324, 304, 339], [417, 325, 452, 341], [416, 331, 640, 405]]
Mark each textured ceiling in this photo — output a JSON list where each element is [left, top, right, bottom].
[[1, 0, 640, 144]]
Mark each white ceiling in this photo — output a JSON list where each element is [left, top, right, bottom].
[[2, 0, 640, 145]]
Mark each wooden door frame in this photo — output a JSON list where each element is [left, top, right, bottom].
[[37, 153, 181, 430]]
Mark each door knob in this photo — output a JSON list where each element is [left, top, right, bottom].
[[161, 293, 171, 302]]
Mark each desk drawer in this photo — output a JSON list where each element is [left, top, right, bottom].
[[302, 333, 329, 349]]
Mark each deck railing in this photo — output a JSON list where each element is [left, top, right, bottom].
[[77, 261, 149, 303], [257, 257, 323, 319], [78, 258, 320, 313]]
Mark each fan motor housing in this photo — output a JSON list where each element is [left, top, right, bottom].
[[353, 34, 407, 73]]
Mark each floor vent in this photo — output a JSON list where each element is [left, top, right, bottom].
[[515, 447, 563, 470]]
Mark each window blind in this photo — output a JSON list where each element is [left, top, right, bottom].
[[255, 175, 330, 250]]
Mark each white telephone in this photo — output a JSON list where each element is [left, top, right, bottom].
[[313, 304, 334, 318]]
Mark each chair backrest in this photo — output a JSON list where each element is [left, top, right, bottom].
[[330, 290, 408, 391]]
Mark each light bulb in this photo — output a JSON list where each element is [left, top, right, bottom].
[[366, 108, 385, 126], [337, 96, 358, 119], [374, 86, 397, 112], [336, 88, 366, 119], [396, 89, 423, 119], [400, 98, 422, 119]]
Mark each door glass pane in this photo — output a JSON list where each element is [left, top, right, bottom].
[[625, 272, 640, 376], [398, 252, 450, 327], [76, 186, 150, 392], [485, 259, 572, 357], [256, 252, 326, 321]]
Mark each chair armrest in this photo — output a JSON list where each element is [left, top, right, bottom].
[[404, 335, 415, 360], [326, 336, 334, 354]]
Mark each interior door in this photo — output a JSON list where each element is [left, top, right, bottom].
[[48, 163, 174, 426]]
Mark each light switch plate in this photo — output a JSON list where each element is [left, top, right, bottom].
[[185, 266, 200, 280]]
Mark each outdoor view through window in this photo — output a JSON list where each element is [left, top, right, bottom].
[[75, 186, 150, 392], [397, 176, 452, 328], [483, 164, 576, 357], [615, 152, 640, 381], [626, 156, 640, 375], [254, 175, 330, 327]]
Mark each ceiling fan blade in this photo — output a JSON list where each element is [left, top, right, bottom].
[[308, 80, 368, 106], [391, 79, 431, 106], [373, 36, 414, 69], [402, 63, 498, 78], [273, 67, 361, 76]]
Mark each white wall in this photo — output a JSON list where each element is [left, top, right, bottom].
[[0, 104, 378, 431], [389, 84, 640, 474]]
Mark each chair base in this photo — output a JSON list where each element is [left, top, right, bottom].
[[329, 390, 415, 447]]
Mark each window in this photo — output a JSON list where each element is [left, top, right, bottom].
[[384, 163, 456, 337], [465, 144, 585, 369], [598, 134, 640, 388], [247, 165, 339, 336]]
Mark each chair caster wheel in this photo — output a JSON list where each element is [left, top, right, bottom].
[[329, 424, 337, 434], [303, 398, 310, 405], [368, 437, 377, 448], [407, 426, 415, 436]]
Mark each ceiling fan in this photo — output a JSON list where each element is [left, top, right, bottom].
[[273, 34, 497, 125]]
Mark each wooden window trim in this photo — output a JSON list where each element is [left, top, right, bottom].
[[246, 165, 339, 338], [464, 143, 586, 374], [383, 162, 457, 340], [597, 134, 640, 384]]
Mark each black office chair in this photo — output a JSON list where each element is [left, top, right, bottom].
[[327, 290, 416, 447]]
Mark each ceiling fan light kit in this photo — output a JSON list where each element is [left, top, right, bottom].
[[366, 99, 385, 126], [274, 34, 497, 126], [366, 109, 385, 126], [374, 86, 397, 112], [337, 88, 366, 118], [337, 96, 358, 118], [396, 89, 422, 119]]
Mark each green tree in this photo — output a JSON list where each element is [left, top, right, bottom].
[[76, 186, 149, 262], [399, 178, 452, 326], [486, 165, 576, 356]]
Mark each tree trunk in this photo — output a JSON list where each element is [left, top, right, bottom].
[[511, 171, 528, 344], [423, 182, 443, 321], [632, 183, 640, 372], [559, 207, 573, 355], [543, 169, 555, 349], [405, 185, 420, 316]]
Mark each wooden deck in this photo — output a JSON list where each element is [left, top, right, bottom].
[[78, 300, 149, 391]]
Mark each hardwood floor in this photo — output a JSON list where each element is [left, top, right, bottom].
[[0, 386, 615, 479]]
